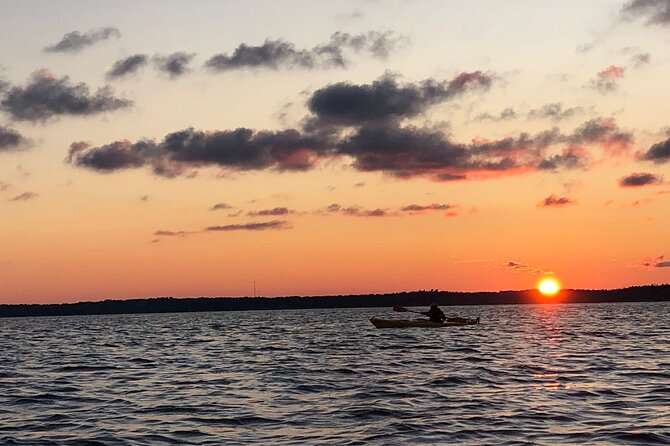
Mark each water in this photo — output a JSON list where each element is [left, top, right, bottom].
[[1, 302, 669, 445]]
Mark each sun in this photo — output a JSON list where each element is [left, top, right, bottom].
[[538, 278, 561, 296]]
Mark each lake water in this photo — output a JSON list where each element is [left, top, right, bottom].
[[1, 302, 669, 445]]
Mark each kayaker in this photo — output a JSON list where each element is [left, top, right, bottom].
[[422, 302, 446, 323]]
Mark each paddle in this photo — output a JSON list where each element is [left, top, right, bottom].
[[393, 305, 424, 315]]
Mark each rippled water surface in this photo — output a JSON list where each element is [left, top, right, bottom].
[[1, 302, 669, 445]]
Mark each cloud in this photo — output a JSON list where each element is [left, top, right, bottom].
[[66, 78, 632, 183], [618, 172, 663, 187], [154, 230, 189, 237], [528, 103, 583, 121], [589, 65, 626, 93], [538, 145, 589, 170], [44, 27, 121, 53], [106, 54, 149, 79], [537, 194, 576, 207], [621, 0, 670, 26], [248, 207, 295, 216], [210, 202, 232, 211], [568, 117, 633, 156], [1, 70, 132, 122], [474, 107, 516, 122], [307, 72, 493, 127], [0, 181, 11, 191], [640, 138, 670, 163], [503, 260, 552, 275], [319, 203, 395, 217], [206, 220, 289, 231], [68, 127, 329, 175], [154, 52, 196, 79], [630, 254, 670, 269], [9, 191, 38, 201], [0, 125, 28, 151], [630, 52, 651, 68], [400, 203, 453, 213], [205, 31, 406, 72]]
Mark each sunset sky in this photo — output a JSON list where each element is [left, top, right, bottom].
[[2, 0, 670, 303]]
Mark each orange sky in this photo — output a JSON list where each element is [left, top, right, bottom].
[[1, 1, 669, 303]]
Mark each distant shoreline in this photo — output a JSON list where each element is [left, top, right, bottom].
[[1, 284, 669, 318]]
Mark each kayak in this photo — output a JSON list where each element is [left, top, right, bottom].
[[370, 317, 479, 328]]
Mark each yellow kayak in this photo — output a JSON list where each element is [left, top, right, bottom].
[[370, 317, 479, 328]]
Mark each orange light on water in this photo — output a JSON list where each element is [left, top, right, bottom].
[[538, 278, 561, 296]]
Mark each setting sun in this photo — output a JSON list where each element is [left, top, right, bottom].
[[538, 278, 561, 296]]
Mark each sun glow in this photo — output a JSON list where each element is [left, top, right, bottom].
[[538, 278, 560, 296]]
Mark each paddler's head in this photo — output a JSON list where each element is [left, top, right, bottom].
[[431, 302, 439, 308]]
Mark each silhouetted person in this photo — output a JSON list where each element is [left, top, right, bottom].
[[422, 302, 446, 323]]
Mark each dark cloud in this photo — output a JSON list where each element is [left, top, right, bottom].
[[67, 86, 631, 183], [154, 52, 196, 79], [641, 138, 670, 163], [528, 103, 583, 121], [69, 140, 149, 172], [474, 107, 516, 122], [9, 191, 38, 201], [0, 125, 28, 151], [1, 70, 132, 122], [210, 202, 232, 211], [538, 146, 589, 170], [107, 54, 149, 79], [44, 27, 121, 53], [538, 194, 576, 207], [69, 127, 329, 175], [568, 117, 634, 156], [308, 72, 493, 126], [622, 0, 670, 26], [619, 172, 663, 187], [320, 203, 394, 217], [140, 195, 149, 202], [205, 31, 406, 72], [400, 203, 453, 212], [154, 230, 189, 237], [589, 65, 626, 93], [0, 181, 10, 191], [206, 220, 289, 231], [248, 207, 294, 216]]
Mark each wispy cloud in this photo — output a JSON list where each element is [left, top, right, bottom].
[[154, 52, 196, 79], [206, 220, 290, 231], [205, 31, 407, 72], [44, 27, 121, 53], [248, 207, 295, 216], [629, 254, 670, 269], [537, 194, 576, 207], [106, 54, 149, 79], [9, 192, 38, 201], [210, 202, 233, 211], [503, 260, 553, 275], [589, 65, 626, 93]]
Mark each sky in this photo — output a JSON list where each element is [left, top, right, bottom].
[[1, 0, 670, 303]]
